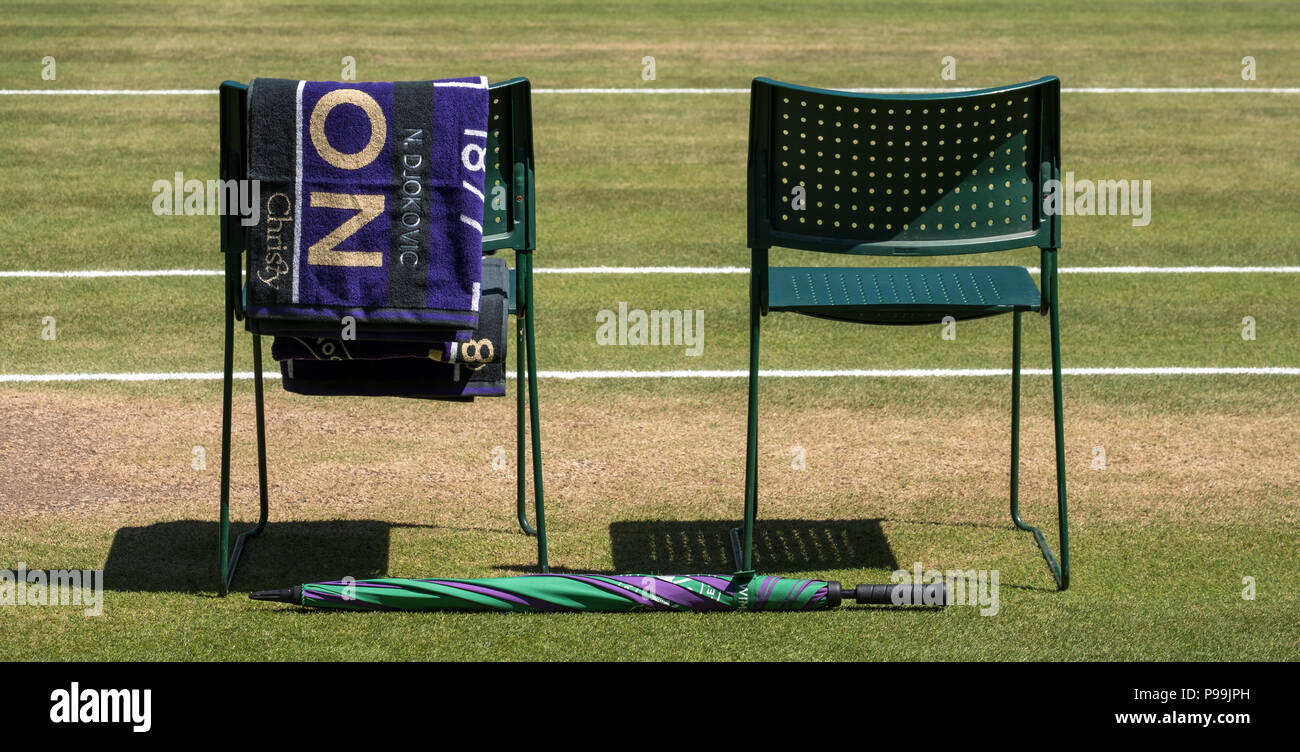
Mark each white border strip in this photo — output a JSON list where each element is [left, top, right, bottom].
[[3, 87, 1299, 96], [2, 367, 1296, 383], [3, 265, 1298, 279]]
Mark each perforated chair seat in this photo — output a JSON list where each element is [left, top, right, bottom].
[[768, 265, 1040, 324]]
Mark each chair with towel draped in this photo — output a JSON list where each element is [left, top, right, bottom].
[[735, 76, 1069, 589], [216, 77, 547, 594]]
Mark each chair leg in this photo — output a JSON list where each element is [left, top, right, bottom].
[[522, 252, 549, 572], [1009, 310, 1070, 590], [1010, 311, 1022, 523], [218, 299, 235, 595], [732, 284, 761, 572], [1049, 297, 1070, 590], [221, 336, 271, 595], [515, 281, 537, 537]]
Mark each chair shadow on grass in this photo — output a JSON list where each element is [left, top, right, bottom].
[[103, 520, 440, 594], [496, 519, 897, 575], [607, 519, 898, 574]]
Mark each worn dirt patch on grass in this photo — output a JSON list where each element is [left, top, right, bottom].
[[1, 384, 1295, 535]]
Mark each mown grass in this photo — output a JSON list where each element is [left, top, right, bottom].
[[0, 272, 1295, 374], [3, 95, 1299, 271], [0, 0, 1297, 661], [2, 377, 1297, 661], [3, 374, 1298, 661]]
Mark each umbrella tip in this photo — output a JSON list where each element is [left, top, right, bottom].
[[249, 586, 301, 604]]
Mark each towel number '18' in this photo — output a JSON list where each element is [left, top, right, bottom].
[[305, 88, 484, 268]]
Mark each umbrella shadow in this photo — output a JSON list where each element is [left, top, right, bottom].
[[608, 519, 897, 574], [103, 520, 438, 593]]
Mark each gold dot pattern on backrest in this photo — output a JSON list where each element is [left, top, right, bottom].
[[770, 89, 1041, 243]]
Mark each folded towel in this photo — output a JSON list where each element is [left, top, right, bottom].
[[280, 359, 505, 400], [244, 77, 489, 333], [269, 256, 508, 364]]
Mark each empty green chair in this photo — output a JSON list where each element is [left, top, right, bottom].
[[736, 76, 1069, 589], [217, 78, 547, 594]]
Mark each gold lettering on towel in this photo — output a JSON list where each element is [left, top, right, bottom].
[[306, 192, 385, 267], [259, 192, 294, 288], [309, 88, 387, 170], [461, 339, 494, 364]]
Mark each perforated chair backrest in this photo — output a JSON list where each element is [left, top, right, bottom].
[[747, 76, 1060, 256], [220, 77, 535, 255], [483, 78, 536, 253]]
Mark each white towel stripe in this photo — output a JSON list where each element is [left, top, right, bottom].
[[434, 80, 489, 89], [292, 79, 305, 304], [461, 180, 484, 201]]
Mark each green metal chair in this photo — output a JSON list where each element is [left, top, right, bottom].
[[736, 76, 1069, 590], [216, 77, 547, 595]]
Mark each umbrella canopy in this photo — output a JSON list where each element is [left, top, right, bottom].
[[251, 574, 947, 612]]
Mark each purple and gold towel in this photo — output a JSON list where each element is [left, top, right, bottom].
[[269, 255, 508, 365], [244, 77, 489, 333]]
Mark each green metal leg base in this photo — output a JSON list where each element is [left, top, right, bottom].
[[219, 252, 551, 591], [1009, 309, 1070, 591], [729, 525, 745, 571], [1011, 519, 1067, 589], [737, 257, 763, 573], [223, 523, 267, 594], [518, 251, 549, 572], [219, 333, 270, 596], [735, 262, 1069, 591], [515, 274, 538, 539]]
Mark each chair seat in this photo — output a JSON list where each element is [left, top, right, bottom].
[[767, 265, 1041, 324]]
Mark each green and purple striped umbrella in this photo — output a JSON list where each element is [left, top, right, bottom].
[[251, 573, 947, 612]]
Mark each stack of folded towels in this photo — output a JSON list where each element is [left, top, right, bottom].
[[241, 76, 505, 400]]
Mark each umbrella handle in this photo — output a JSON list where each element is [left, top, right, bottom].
[[249, 586, 303, 605], [826, 582, 948, 607]]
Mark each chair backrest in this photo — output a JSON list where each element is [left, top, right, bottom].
[[219, 77, 535, 255], [483, 77, 536, 254], [747, 76, 1060, 256]]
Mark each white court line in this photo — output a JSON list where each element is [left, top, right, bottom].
[[2, 367, 1297, 383], [3, 265, 1299, 279], [1041, 266, 1300, 274], [3, 87, 1300, 95], [0, 89, 215, 95], [0, 269, 225, 278], [525, 265, 1300, 275], [539, 87, 1300, 95]]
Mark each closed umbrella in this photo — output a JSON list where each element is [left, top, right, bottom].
[[250, 573, 946, 612]]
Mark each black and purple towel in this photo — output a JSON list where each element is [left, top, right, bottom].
[[271, 256, 509, 367], [244, 76, 489, 333], [277, 257, 508, 401], [280, 358, 505, 401]]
